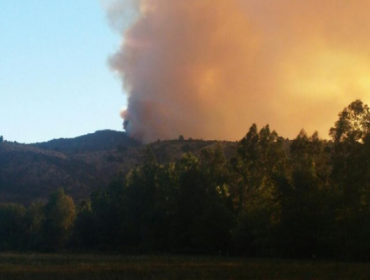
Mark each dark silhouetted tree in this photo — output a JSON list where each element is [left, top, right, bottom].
[[25, 202, 46, 250], [0, 203, 26, 250]]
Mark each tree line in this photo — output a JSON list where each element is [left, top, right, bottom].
[[1, 100, 370, 260]]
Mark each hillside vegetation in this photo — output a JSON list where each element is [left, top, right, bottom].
[[0, 130, 237, 204], [1, 100, 370, 261]]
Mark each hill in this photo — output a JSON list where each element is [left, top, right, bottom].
[[32, 130, 141, 154], [0, 131, 238, 204]]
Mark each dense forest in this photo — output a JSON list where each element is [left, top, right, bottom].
[[1, 100, 370, 261]]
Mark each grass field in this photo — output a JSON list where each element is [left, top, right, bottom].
[[0, 254, 368, 280]]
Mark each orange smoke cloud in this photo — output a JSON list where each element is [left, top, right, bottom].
[[109, 0, 370, 143]]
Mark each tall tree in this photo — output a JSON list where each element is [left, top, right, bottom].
[[25, 202, 46, 250], [43, 188, 76, 250], [326, 100, 370, 259], [0, 203, 26, 250], [330, 99, 370, 144]]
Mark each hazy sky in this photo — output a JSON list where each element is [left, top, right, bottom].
[[112, 0, 370, 143], [0, 1, 125, 143], [3, 1, 370, 144]]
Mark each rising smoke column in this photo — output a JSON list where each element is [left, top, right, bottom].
[[109, 0, 370, 143]]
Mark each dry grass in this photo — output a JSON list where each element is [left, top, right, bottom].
[[0, 254, 368, 280]]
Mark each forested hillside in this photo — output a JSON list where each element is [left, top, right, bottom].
[[32, 130, 141, 154], [0, 130, 237, 204], [1, 100, 370, 261]]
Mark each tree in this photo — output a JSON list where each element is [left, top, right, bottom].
[[234, 124, 286, 209], [25, 202, 46, 250], [0, 203, 26, 250], [43, 188, 76, 250], [89, 179, 131, 250], [71, 199, 96, 249], [330, 99, 370, 144], [329, 101, 370, 259], [330, 100, 370, 210]]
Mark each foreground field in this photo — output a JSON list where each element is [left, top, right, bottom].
[[0, 254, 369, 280]]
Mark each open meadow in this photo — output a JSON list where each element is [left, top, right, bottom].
[[0, 254, 369, 280]]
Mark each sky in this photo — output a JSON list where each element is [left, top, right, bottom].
[[3, 1, 370, 144], [112, 0, 370, 143], [0, 1, 126, 143]]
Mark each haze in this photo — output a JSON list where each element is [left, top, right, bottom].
[[110, 0, 370, 143]]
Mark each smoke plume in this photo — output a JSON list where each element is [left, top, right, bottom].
[[109, 0, 370, 143]]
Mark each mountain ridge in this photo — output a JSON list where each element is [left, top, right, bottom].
[[0, 130, 238, 204], [31, 129, 142, 154]]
